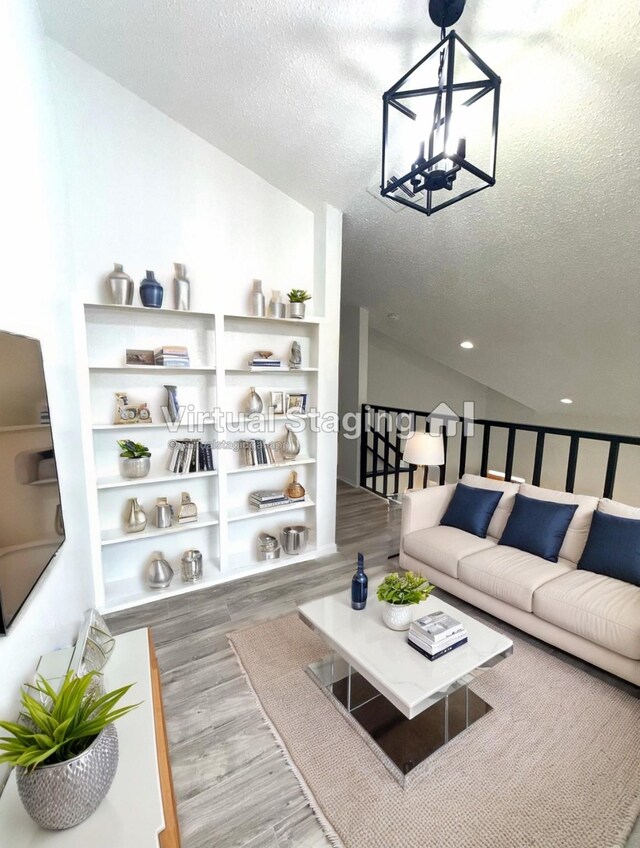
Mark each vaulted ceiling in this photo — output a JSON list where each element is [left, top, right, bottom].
[[38, 0, 640, 420]]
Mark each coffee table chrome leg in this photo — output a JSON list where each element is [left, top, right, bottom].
[[444, 693, 449, 744], [465, 684, 469, 728], [347, 663, 352, 712]]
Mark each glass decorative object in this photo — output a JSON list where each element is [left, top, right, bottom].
[[351, 552, 368, 610]]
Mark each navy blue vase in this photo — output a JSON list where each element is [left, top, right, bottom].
[[140, 270, 163, 308], [351, 552, 368, 610]]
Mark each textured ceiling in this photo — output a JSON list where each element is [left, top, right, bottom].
[[38, 0, 640, 420]]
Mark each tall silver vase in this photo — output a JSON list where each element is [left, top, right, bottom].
[[173, 262, 190, 311], [282, 424, 300, 460], [247, 387, 263, 414], [105, 263, 134, 306], [164, 385, 180, 423], [125, 498, 147, 533], [251, 279, 265, 316]]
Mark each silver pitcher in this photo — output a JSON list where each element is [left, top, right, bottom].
[[181, 549, 203, 582], [155, 498, 173, 528], [281, 525, 309, 555]]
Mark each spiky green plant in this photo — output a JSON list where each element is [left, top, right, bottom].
[[377, 571, 435, 606], [287, 289, 311, 303], [117, 439, 151, 459], [0, 671, 139, 771]]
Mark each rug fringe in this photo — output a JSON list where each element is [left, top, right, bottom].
[[227, 636, 346, 848]]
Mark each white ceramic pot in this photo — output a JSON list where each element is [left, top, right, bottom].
[[382, 602, 414, 631]]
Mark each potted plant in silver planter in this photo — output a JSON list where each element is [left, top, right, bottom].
[[287, 289, 311, 319], [377, 571, 435, 631], [117, 439, 151, 478], [0, 670, 138, 830]]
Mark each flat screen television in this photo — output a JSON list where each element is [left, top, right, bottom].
[[0, 330, 65, 634]]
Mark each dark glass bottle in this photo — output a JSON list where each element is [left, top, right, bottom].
[[351, 552, 368, 610]]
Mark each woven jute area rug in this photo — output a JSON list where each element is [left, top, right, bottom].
[[228, 613, 640, 848]]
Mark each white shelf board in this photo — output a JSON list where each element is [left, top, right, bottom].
[[227, 457, 315, 474], [101, 512, 219, 546], [89, 365, 215, 373], [84, 302, 215, 320], [227, 367, 318, 374], [93, 422, 214, 431], [103, 558, 222, 612], [228, 499, 315, 523], [225, 413, 318, 425], [0, 424, 49, 433], [224, 313, 323, 325], [227, 546, 317, 573], [97, 469, 218, 489]]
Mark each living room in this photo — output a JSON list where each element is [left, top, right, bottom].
[[0, 0, 638, 846]]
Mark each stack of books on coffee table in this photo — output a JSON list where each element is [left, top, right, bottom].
[[408, 611, 468, 661]]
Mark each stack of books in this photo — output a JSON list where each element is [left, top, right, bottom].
[[249, 490, 306, 510], [154, 346, 190, 368], [167, 439, 215, 473], [408, 611, 468, 662], [247, 355, 281, 370], [242, 439, 276, 466]]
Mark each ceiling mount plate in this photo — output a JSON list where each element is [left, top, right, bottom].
[[428, 0, 466, 28]]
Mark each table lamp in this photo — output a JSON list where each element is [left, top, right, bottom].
[[402, 432, 445, 489]]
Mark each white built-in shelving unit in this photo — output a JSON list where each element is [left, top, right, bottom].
[[80, 302, 329, 613]]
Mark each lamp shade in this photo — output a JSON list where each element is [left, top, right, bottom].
[[403, 432, 445, 466]]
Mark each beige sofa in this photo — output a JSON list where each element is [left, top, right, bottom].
[[400, 474, 640, 686]]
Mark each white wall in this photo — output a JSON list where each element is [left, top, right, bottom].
[[338, 303, 369, 485], [0, 0, 94, 787]]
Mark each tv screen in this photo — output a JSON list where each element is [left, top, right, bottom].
[[0, 331, 65, 634]]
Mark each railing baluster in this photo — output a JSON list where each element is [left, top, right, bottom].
[[440, 431, 448, 485], [565, 435, 580, 493], [393, 415, 401, 495], [459, 424, 468, 479], [382, 416, 390, 497], [603, 440, 620, 499], [532, 431, 545, 486], [504, 428, 516, 482], [372, 411, 381, 495], [359, 404, 368, 489], [480, 425, 491, 477]]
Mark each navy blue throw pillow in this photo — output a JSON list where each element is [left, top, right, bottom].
[[498, 493, 578, 562], [440, 483, 502, 539], [578, 511, 640, 587]]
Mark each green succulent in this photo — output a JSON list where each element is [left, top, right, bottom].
[[377, 571, 435, 606], [0, 671, 139, 771], [117, 439, 151, 459], [287, 289, 311, 303]]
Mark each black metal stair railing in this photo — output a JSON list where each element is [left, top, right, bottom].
[[359, 403, 640, 501]]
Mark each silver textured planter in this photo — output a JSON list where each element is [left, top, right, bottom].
[[288, 302, 306, 319], [120, 456, 150, 479], [382, 602, 414, 631], [16, 724, 119, 830]]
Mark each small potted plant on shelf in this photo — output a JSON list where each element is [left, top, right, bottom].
[[0, 671, 138, 830], [117, 439, 151, 479], [287, 289, 311, 319], [377, 571, 435, 631]]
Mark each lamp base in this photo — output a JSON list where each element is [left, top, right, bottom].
[[429, 0, 466, 27]]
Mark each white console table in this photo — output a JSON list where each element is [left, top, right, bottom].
[[0, 628, 180, 847]]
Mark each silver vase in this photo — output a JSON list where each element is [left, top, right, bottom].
[[164, 385, 180, 423], [289, 340, 302, 370], [147, 552, 173, 588], [173, 262, 190, 311], [16, 724, 119, 831], [268, 290, 285, 318], [181, 549, 203, 582], [250, 279, 265, 316], [282, 424, 300, 460], [247, 387, 263, 414], [105, 263, 134, 306], [125, 497, 147, 533]]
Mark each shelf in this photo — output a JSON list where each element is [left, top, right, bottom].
[[224, 313, 322, 326], [85, 303, 215, 320], [227, 457, 315, 475], [0, 424, 49, 433], [228, 499, 315, 523], [89, 365, 215, 373], [97, 470, 218, 490], [101, 512, 219, 546], [104, 558, 222, 611], [225, 413, 318, 425], [226, 368, 318, 374], [93, 422, 214, 431], [227, 546, 317, 573], [29, 478, 58, 486]]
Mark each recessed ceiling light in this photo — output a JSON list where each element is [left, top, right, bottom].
[[460, 341, 474, 349], [561, 398, 573, 404], [387, 312, 400, 321]]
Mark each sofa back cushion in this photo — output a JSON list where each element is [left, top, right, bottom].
[[578, 511, 640, 587], [519, 484, 598, 564], [499, 493, 578, 562], [598, 498, 640, 520], [460, 474, 520, 539], [440, 483, 503, 538]]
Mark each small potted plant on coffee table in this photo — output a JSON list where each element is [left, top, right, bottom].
[[0, 671, 138, 830], [377, 571, 435, 631], [287, 289, 311, 319], [117, 439, 151, 479]]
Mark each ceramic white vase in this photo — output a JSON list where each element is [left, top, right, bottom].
[[382, 602, 414, 631]]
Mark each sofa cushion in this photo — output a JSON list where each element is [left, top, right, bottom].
[[598, 498, 640, 519], [533, 570, 640, 660], [499, 494, 578, 563], [440, 483, 502, 538], [458, 546, 573, 612], [578, 511, 640, 587], [403, 526, 496, 579], [519, 484, 598, 563], [460, 474, 520, 539]]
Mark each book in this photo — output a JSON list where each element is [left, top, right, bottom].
[[413, 611, 465, 642], [251, 490, 288, 502], [408, 636, 468, 662], [409, 628, 467, 655]]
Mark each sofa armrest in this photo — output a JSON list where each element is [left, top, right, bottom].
[[401, 484, 456, 538]]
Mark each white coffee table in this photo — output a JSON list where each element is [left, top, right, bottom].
[[298, 574, 513, 783]]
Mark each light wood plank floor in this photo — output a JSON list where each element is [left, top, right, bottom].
[[107, 481, 640, 848]]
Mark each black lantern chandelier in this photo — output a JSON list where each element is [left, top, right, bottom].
[[381, 0, 500, 216]]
